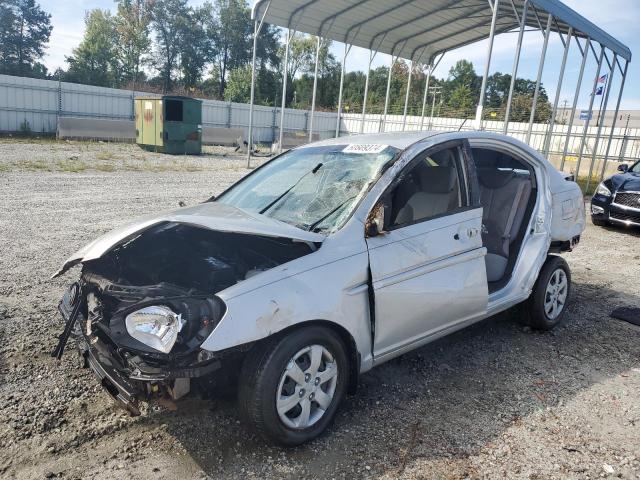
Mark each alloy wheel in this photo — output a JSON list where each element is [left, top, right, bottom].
[[276, 344, 338, 429], [544, 268, 568, 320]]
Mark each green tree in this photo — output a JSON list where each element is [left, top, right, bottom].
[[209, 0, 251, 97], [0, 0, 52, 77], [149, 0, 189, 92], [223, 64, 251, 102], [448, 84, 475, 116], [178, 4, 212, 89], [443, 60, 480, 117], [206, 0, 279, 98], [114, 0, 151, 87], [65, 10, 119, 87]]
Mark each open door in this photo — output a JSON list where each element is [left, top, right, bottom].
[[366, 140, 488, 362]]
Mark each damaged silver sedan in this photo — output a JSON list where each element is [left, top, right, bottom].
[[53, 131, 585, 446]]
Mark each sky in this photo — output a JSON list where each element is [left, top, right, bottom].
[[40, 0, 640, 110]]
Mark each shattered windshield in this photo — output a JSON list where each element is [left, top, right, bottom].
[[217, 144, 399, 232]]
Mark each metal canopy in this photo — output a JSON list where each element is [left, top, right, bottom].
[[252, 0, 632, 62], [246, 0, 631, 192]]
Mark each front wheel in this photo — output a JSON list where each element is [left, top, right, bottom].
[[525, 256, 571, 330], [238, 326, 349, 446]]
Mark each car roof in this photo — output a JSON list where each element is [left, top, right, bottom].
[[297, 131, 442, 151]]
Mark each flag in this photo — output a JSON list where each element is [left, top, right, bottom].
[[595, 86, 604, 96], [597, 73, 608, 83]]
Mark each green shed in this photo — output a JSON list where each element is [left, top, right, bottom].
[[135, 96, 202, 155]]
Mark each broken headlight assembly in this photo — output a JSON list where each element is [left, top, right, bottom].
[[125, 305, 185, 354], [103, 294, 227, 359]]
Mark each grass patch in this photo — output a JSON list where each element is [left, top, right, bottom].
[[22, 159, 50, 170], [95, 163, 117, 172], [576, 176, 600, 196], [55, 158, 87, 173], [96, 150, 116, 161]]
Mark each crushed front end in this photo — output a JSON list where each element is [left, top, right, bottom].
[[56, 274, 232, 414], [52, 221, 315, 414]]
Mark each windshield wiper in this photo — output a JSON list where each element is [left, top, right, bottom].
[[259, 162, 323, 215], [307, 194, 358, 232]]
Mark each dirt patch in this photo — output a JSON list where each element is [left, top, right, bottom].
[[0, 141, 639, 479]]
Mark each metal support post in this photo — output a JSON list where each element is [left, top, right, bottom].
[[247, 1, 270, 167], [278, 28, 292, 151], [543, 27, 573, 156], [335, 43, 352, 138], [526, 13, 553, 144], [476, 0, 500, 130], [308, 36, 321, 142], [599, 60, 629, 182], [381, 53, 396, 132], [401, 60, 413, 131], [420, 64, 432, 130], [429, 88, 437, 129], [561, 37, 590, 171], [503, 0, 528, 134], [575, 45, 604, 182], [361, 49, 376, 134], [586, 52, 616, 192]]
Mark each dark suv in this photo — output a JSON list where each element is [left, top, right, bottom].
[[591, 160, 640, 228]]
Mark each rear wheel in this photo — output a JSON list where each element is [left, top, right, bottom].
[[238, 326, 349, 446], [526, 256, 571, 330]]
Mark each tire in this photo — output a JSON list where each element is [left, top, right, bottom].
[[525, 255, 571, 330], [591, 216, 608, 227], [238, 326, 349, 446]]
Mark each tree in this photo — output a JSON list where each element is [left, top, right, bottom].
[[209, 0, 252, 97], [207, 0, 280, 98], [290, 37, 337, 109], [223, 64, 251, 102], [65, 10, 119, 87], [114, 0, 151, 87], [448, 84, 475, 116], [443, 60, 480, 117], [178, 4, 213, 89], [149, 0, 189, 92], [0, 0, 52, 77]]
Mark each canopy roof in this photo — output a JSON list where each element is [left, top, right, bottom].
[[252, 0, 632, 63]]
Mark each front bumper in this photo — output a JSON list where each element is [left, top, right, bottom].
[[591, 193, 640, 227], [59, 310, 223, 416], [76, 334, 143, 415]]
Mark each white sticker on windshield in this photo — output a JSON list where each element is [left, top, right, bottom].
[[343, 144, 389, 154]]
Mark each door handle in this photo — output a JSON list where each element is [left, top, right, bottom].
[[454, 233, 460, 240]]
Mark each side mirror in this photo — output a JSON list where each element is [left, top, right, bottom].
[[618, 164, 629, 173], [365, 202, 387, 237]]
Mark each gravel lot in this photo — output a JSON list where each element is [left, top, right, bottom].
[[1, 141, 639, 480]]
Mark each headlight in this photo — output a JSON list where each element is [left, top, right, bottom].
[[595, 182, 611, 197], [125, 305, 185, 353]]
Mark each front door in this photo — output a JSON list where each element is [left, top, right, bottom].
[[366, 141, 488, 361]]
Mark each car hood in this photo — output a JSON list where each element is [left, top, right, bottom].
[[610, 172, 640, 192], [53, 202, 324, 278]]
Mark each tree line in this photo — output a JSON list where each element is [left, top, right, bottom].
[[0, 0, 552, 122]]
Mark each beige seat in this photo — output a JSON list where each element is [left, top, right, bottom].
[[478, 169, 532, 282]]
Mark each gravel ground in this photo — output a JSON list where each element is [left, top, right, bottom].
[[1, 141, 639, 480]]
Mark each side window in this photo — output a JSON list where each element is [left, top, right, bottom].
[[388, 145, 467, 228]]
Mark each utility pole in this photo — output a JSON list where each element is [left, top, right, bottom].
[[619, 114, 631, 162], [427, 86, 442, 130], [561, 100, 568, 124]]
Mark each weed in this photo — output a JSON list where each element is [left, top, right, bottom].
[[56, 158, 87, 173], [96, 150, 115, 161]]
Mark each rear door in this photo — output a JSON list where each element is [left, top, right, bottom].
[[366, 140, 488, 361]]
